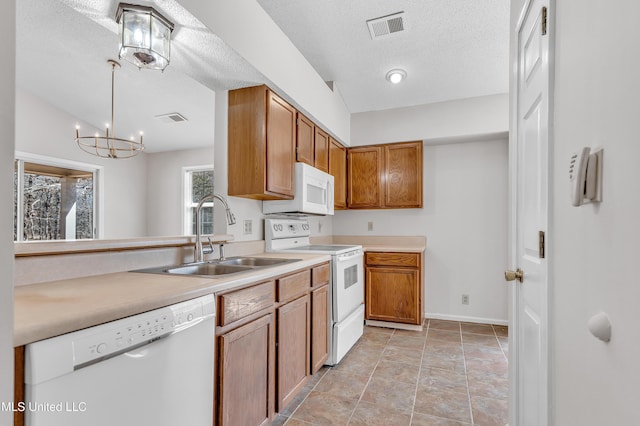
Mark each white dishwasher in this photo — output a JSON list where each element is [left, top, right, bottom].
[[24, 294, 215, 426]]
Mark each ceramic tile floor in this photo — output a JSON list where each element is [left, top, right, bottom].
[[271, 319, 509, 426]]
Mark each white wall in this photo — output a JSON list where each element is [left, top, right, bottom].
[[351, 94, 509, 146], [0, 0, 14, 419], [545, 1, 640, 424], [340, 95, 510, 323], [177, 0, 351, 145], [334, 138, 509, 323], [146, 147, 214, 236], [15, 89, 148, 239]]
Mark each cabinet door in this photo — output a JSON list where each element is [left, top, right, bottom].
[[366, 267, 420, 324], [266, 91, 296, 197], [384, 142, 423, 208], [311, 285, 329, 373], [348, 146, 384, 208], [277, 295, 310, 410], [296, 113, 314, 167], [218, 313, 275, 426], [228, 85, 267, 199], [329, 139, 347, 209], [15, 346, 25, 426], [314, 128, 329, 172]]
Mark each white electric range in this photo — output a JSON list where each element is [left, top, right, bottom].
[[265, 217, 364, 365]]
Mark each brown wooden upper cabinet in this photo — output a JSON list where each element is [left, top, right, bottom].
[[347, 146, 384, 209], [329, 138, 347, 209], [384, 142, 423, 208], [228, 85, 296, 200], [314, 128, 329, 172], [296, 114, 329, 173], [296, 112, 315, 167], [347, 141, 423, 209]]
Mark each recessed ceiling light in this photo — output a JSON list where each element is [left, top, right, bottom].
[[386, 69, 406, 84]]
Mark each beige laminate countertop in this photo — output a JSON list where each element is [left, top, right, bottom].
[[14, 252, 330, 347], [311, 235, 426, 253]]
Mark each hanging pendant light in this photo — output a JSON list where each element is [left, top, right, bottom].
[[75, 60, 145, 159], [115, 3, 175, 71]]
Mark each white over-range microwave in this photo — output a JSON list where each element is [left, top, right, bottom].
[[263, 162, 334, 215]]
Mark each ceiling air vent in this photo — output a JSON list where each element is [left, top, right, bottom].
[[366, 12, 406, 40], [155, 112, 188, 123]]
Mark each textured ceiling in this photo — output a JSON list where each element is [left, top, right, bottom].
[[257, 0, 510, 113], [17, 0, 266, 153], [17, 0, 510, 153]]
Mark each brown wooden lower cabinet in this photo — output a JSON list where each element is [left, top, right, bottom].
[[14, 346, 25, 426], [310, 285, 329, 372], [365, 252, 423, 326], [276, 295, 310, 410], [217, 313, 275, 426], [215, 262, 331, 426]]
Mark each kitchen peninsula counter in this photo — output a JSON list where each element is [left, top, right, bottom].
[[13, 252, 330, 347]]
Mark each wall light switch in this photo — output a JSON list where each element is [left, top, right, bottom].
[[243, 219, 252, 235], [367, 222, 373, 231]]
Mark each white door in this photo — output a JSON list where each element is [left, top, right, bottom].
[[509, 0, 552, 425]]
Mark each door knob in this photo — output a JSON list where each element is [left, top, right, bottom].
[[504, 268, 524, 283]]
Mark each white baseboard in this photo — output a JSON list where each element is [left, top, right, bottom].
[[425, 312, 508, 326]]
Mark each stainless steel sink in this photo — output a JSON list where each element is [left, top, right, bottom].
[[132, 256, 300, 278], [166, 263, 254, 276], [217, 257, 297, 267]]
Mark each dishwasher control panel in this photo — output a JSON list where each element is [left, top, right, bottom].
[[72, 294, 214, 368]]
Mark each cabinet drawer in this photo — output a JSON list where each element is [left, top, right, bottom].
[[219, 281, 275, 326], [366, 252, 420, 268], [312, 263, 330, 286], [278, 270, 311, 302]]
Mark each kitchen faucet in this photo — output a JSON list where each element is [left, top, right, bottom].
[[194, 193, 236, 262]]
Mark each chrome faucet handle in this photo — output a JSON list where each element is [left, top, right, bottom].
[[203, 237, 215, 255]]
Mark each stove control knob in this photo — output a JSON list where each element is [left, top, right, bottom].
[[96, 343, 107, 354]]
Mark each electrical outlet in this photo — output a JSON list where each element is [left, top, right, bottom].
[[243, 219, 252, 235], [318, 222, 323, 233], [367, 221, 373, 231], [462, 294, 470, 305]]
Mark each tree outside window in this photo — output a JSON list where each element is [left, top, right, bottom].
[[184, 167, 214, 235], [14, 158, 97, 241]]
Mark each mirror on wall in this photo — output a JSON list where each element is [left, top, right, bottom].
[[14, 0, 263, 240]]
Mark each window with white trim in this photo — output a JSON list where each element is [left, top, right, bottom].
[[14, 155, 100, 241], [183, 166, 214, 235]]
